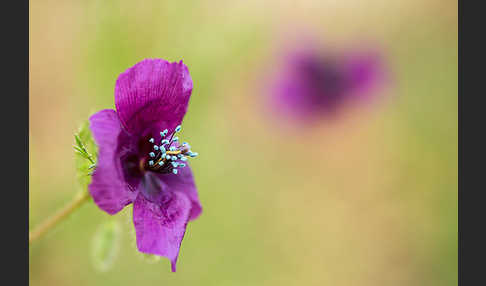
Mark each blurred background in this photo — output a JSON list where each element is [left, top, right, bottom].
[[29, 0, 457, 285]]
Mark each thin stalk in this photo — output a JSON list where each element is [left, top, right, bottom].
[[29, 191, 91, 244]]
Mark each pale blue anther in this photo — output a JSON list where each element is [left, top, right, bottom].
[[172, 136, 179, 142], [148, 160, 154, 166], [149, 152, 155, 158], [161, 139, 170, 145], [159, 146, 166, 153], [189, 152, 198, 157], [171, 156, 177, 160], [177, 154, 182, 158], [169, 146, 176, 151], [165, 154, 171, 159], [172, 169, 178, 175], [149, 138, 155, 143], [171, 162, 178, 167], [175, 125, 182, 132], [153, 145, 159, 151], [180, 157, 188, 161], [161, 129, 168, 137], [158, 161, 164, 166], [179, 163, 186, 168]]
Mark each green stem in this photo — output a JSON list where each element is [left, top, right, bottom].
[[29, 191, 91, 244]]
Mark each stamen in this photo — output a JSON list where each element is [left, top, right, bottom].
[[160, 129, 168, 137], [145, 125, 198, 175], [183, 142, 191, 149], [160, 146, 166, 153]]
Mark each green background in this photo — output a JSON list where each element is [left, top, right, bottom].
[[29, 0, 457, 285]]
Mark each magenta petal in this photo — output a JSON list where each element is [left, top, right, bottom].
[[133, 191, 192, 272], [88, 109, 137, 215], [345, 52, 384, 96], [115, 59, 193, 134], [157, 165, 202, 221]]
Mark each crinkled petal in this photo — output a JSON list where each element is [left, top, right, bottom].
[[133, 190, 191, 272], [88, 109, 137, 215], [115, 59, 193, 135], [157, 164, 202, 221]]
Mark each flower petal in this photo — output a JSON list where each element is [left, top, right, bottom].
[[88, 109, 137, 215], [133, 190, 192, 272], [115, 59, 193, 135], [157, 164, 202, 221], [344, 51, 385, 97]]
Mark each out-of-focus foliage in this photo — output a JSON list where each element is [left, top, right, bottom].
[[91, 218, 121, 272]]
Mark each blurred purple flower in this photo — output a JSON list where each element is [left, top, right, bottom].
[[271, 47, 386, 122], [88, 59, 202, 272]]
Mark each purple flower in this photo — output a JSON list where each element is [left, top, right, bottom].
[[88, 59, 202, 272], [270, 47, 386, 122]]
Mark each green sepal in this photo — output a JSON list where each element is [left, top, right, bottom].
[[74, 120, 98, 190]]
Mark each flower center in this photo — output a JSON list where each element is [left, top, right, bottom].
[[303, 59, 346, 96], [141, 125, 198, 175]]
